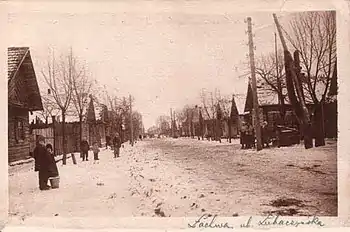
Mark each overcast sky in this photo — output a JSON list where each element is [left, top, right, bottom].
[[6, 2, 293, 129]]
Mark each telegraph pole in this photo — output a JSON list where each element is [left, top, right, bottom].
[[129, 94, 134, 146], [170, 108, 174, 137], [247, 17, 262, 151], [275, 32, 285, 118]]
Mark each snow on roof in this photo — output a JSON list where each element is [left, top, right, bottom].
[[247, 76, 326, 110], [8, 47, 29, 81], [232, 95, 246, 115], [85, 98, 104, 123]]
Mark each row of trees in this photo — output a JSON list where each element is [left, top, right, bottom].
[[151, 88, 240, 143], [38, 48, 143, 160]]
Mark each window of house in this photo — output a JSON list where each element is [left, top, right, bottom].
[[14, 118, 25, 142]]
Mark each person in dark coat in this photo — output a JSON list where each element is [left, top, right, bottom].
[[246, 123, 254, 149], [113, 133, 121, 158], [34, 136, 51, 190], [106, 136, 111, 149], [261, 121, 270, 148], [80, 140, 90, 161], [92, 142, 100, 161], [240, 122, 248, 149], [46, 143, 59, 178]]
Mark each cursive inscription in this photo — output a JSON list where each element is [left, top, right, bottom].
[[188, 214, 234, 229], [258, 215, 325, 227]]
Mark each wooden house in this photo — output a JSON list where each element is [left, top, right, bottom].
[[244, 79, 337, 138], [85, 96, 106, 147], [221, 95, 240, 139], [8, 47, 43, 163]]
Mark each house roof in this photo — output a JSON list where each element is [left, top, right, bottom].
[[8, 47, 43, 111], [244, 76, 326, 112], [8, 47, 29, 81], [85, 96, 105, 123]]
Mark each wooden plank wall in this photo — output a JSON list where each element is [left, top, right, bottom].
[[8, 107, 30, 163]]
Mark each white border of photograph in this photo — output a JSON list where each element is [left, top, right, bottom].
[[0, 0, 349, 230]]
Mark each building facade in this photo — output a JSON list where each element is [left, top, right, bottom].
[[8, 47, 43, 163]]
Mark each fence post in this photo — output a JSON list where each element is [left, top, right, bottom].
[[71, 153, 77, 165], [62, 153, 67, 165], [52, 116, 56, 156]]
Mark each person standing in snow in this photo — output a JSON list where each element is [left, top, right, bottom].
[[240, 121, 248, 149], [245, 122, 254, 149], [46, 143, 59, 178], [33, 135, 51, 190], [80, 140, 90, 161], [113, 133, 121, 158], [92, 142, 100, 161], [261, 121, 270, 148]]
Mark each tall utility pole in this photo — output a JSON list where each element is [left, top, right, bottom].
[[173, 111, 177, 137], [275, 32, 285, 118], [247, 17, 262, 151], [129, 94, 134, 146], [170, 108, 174, 137]]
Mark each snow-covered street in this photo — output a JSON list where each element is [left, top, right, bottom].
[[9, 137, 337, 223]]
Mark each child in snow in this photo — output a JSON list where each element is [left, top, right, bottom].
[[92, 142, 100, 161], [46, 143, 59, 178]]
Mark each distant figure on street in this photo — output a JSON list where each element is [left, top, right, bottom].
[[46, 143, 59, 178], [240, 121, 248, 149], [113, 133, 122, 158], [106, 136, 111, 149], [80, 140, 90, 161], [246, 123, 255, 148], [261, 121, 270, 148], [92, 142, 100, 161], [33, 135, 51, 190]]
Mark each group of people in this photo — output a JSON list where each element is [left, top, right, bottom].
[[33, 132, 123, 191], [33, 135, 59, 191], [240, 120, 271, 149], [80, 140, 101, 161], [80, 132, 123, 162], [240, 121, 255, 149]]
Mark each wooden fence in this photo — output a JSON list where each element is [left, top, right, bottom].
[[30, 120, 107, 156], [30, 122, 80, 156]]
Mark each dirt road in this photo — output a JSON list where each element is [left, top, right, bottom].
[[9, 137, 337, 224]]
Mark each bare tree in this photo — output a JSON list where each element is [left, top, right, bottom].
[[156, 115, 171, 136], [176, 104, 194, 137], [200, 88, 222, 141], [284, 11, 336, 146], [256, 52, 286, 93], [255, 50, 287, 117], [41, 48, 76, 163], [36, 92, 60, 123], [216, 94, 232, 142], [131, 111, 143, 140], [71, 64, 93, 143]]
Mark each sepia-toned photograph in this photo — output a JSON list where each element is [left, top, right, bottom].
[[5, 1, 342, 229]]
